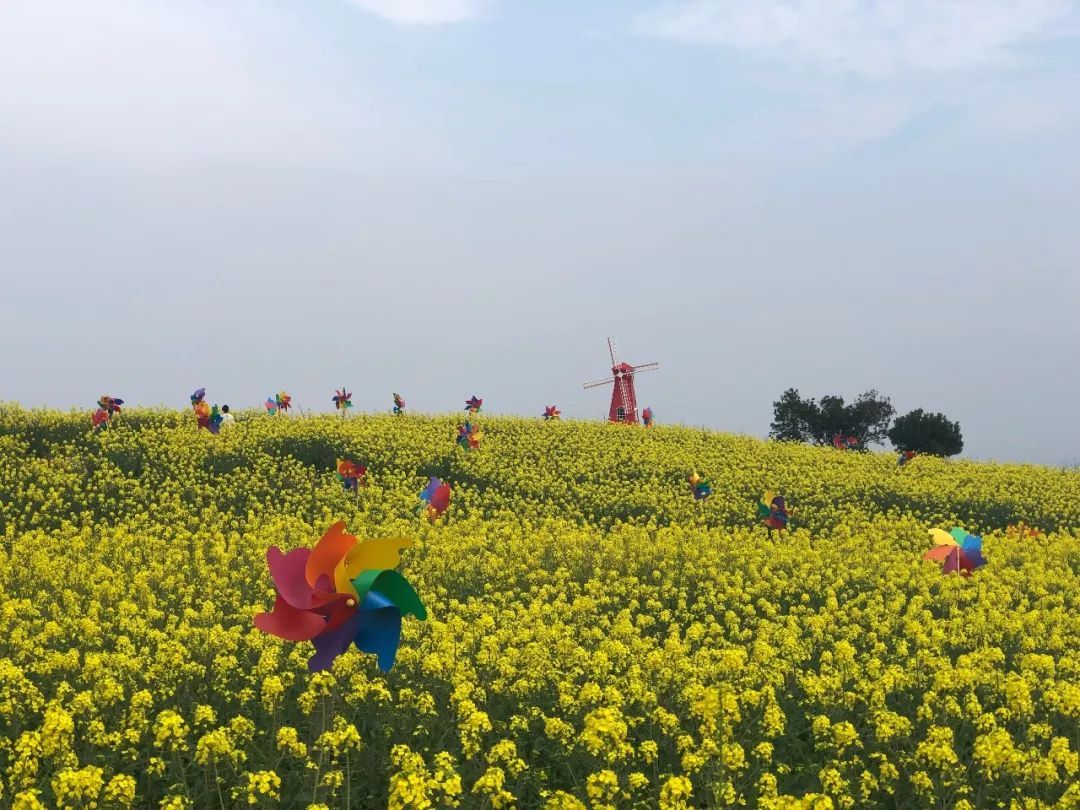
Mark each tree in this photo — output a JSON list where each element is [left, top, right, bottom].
[[770, 389, 895, 447], [769, 388, 817, 442], [888, 409, 963, 457]]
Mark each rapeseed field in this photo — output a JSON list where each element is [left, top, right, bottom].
[[0, 406, 1077, 809]]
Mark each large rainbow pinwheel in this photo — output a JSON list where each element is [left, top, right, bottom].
[[336, 459, 367, 492], [758, 491, 789, 530], [418, 477, 451, 522], [898, 450, 917, 467], [93, 396, 124, 431], [832, 434, 858, 450], [464, 395, 482, 414], [393, 393, 406, 416], [457, 421, 483, 451], [642, 407, 654, 427], [924, 528, 986, 577], [276, 392, 292, 413], [254, 522, 426, 672], [688, 471, 711, 500], [543, 405, 561, 421], [333, 388, 353, 412], [265, 397, 278, 416]]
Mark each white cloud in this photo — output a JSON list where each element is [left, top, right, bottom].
[[342, 0, 483, 25], [635, 0, 1079, 78]]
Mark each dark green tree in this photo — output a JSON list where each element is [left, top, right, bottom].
[[888, 409, 963, 457], [770, 389, 895, 447]]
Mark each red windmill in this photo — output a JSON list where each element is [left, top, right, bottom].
[[582, 337, 659, 424]]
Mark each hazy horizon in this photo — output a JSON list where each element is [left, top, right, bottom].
[[2, 0, 1079, 465]]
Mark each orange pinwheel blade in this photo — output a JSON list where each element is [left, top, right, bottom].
[[923, 546, 953, 562], [305, 521, 358, 588]]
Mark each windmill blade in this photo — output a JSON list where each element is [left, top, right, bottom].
[[607, 337, 618, 367], [583, 377, 616, 389], [630, 362, 660, 373]]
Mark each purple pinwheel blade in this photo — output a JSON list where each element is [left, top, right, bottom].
[[420, 476, 440, 502], [309, 613, 363, 671]]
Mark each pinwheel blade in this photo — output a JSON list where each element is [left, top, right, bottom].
[[334, 539, 414, 597], [305, 521, 358, 588], [929, 529, 958, 547], [254, 595, 329, 642], [309, 613, 362, 671], [353, 591, 404, 672]]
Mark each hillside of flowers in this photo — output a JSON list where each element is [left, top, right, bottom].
[[0, 405, 1078, 809]]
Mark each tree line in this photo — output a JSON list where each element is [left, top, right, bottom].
[[770, 389, 964, 457]]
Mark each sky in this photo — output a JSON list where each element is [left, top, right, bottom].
[[2, 0, 1079, 464]]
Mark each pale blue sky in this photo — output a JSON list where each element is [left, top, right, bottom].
[[2, 0, 1079, 463]]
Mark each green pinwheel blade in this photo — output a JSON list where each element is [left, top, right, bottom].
[[351, 569, 427, 620], [948, 527, 969, 544]]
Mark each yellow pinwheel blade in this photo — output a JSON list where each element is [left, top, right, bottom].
[[929, 529, 958, 547], [334, 537, 414, 598]]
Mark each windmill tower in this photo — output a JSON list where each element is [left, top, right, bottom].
[[582, 337, 659, 424]]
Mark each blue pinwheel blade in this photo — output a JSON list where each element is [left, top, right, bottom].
[[353, 591, 403, 672]]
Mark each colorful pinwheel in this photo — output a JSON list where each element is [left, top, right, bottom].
[[1006, 522, 1042, 539], [254, 521, 426, 672], [898, 450, 917, 467], [418, 477, 451, 522], [924, 528, 987, 577], [393, 393, 406, 416], [688, 471, 711, 500], [207, 405, 224, 435], [264, 397, 278, 416], [543, 405, 561, 421], [464, 396, 482, 414], [457, 421, 483, 451], [93, 396, 123, 431], [758, 491, 789, 530], [333, 388, 353, 412], [336, 459, 368, 492], [276, 392, 292, 413], [832, 434, 858, 450], [642, 407, 654, 427], [98, 396, 123, 416]]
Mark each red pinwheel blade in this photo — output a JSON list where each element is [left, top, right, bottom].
[[254, 595, 329, 641], [267, 547, 340, 610], [431, 484, 451, 514]]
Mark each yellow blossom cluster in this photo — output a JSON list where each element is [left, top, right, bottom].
[[0, 405, 1077, 807]]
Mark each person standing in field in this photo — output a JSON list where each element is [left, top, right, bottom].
[[221, 405, 235, 426]]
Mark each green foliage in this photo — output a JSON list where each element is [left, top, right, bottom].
[[889, 409, 964, 457], [770, 388, 895, 447]]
